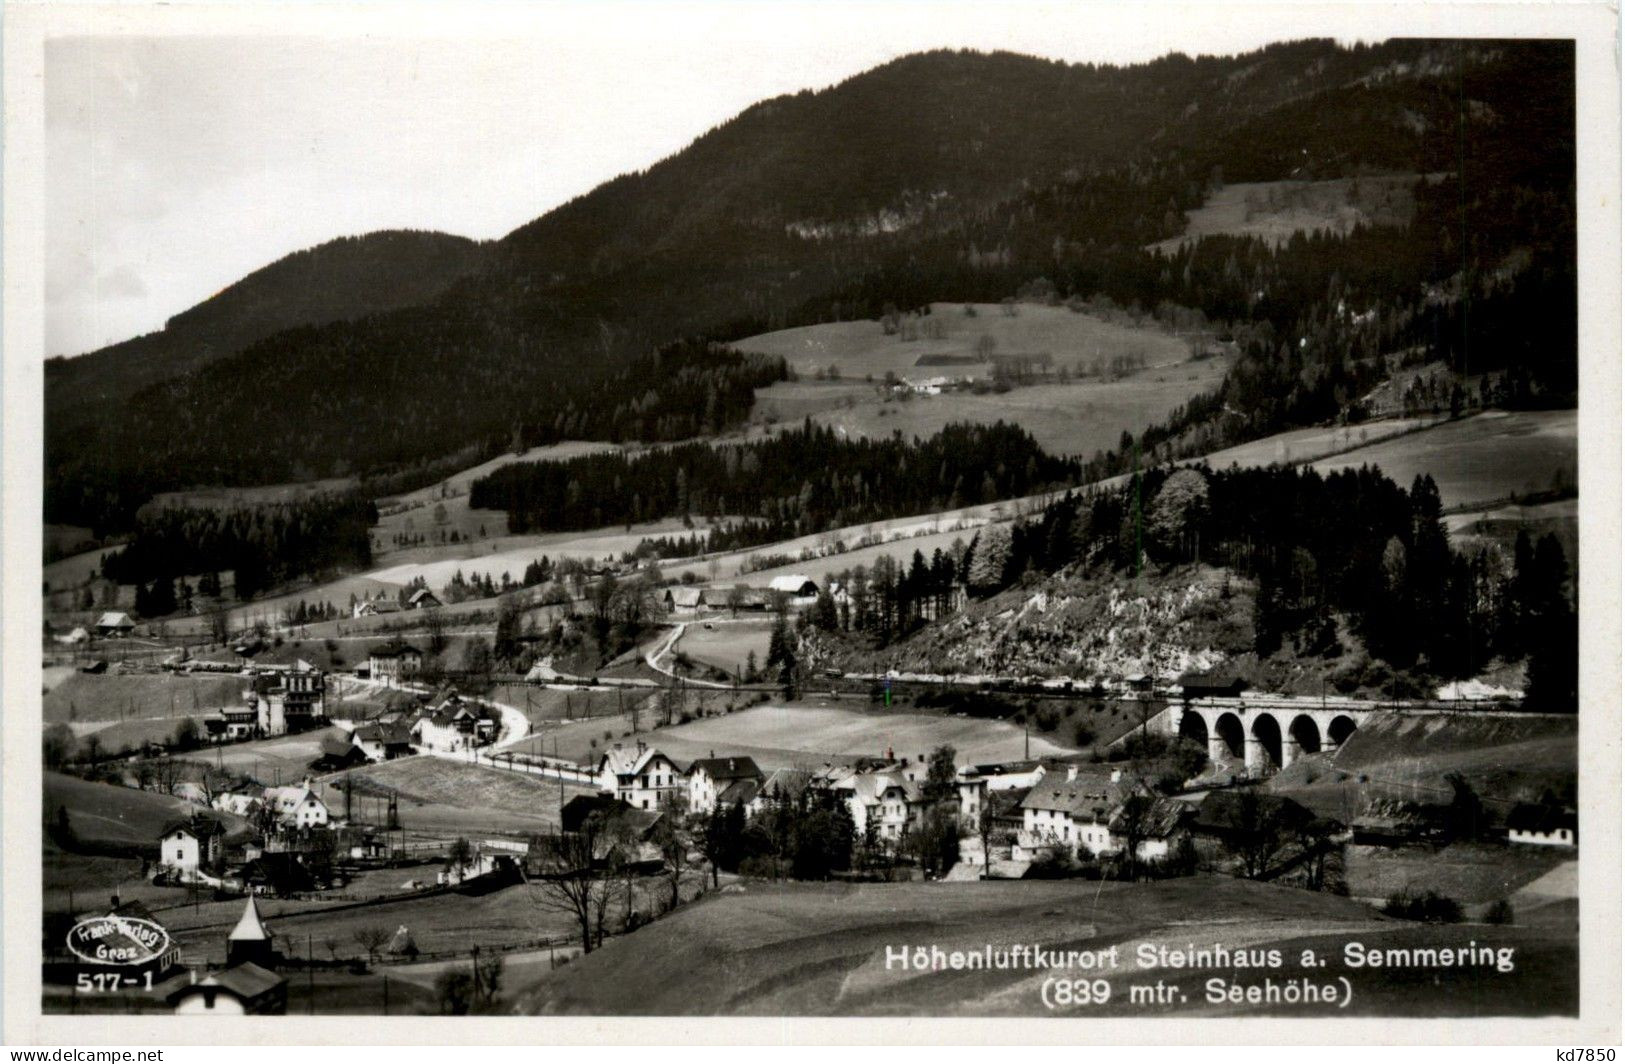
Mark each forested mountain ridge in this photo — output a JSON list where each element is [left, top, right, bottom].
[[47, 229, 485, 433], [48, 39, 1574, 536]]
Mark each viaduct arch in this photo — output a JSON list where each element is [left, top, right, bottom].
[[1175, 697, 1367, 777]]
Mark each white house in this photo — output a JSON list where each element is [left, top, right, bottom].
[[351, 721, 414, 762], [597, 744, 685, 810], [687, 756, 764, 815], [846, 770, 922, 841], [159, 815, 226, 875], [262, 785, 329, 829], [1506, 804, 1578, 848], [1015, 766, 1124, 859], [367, 641, 423, 686]]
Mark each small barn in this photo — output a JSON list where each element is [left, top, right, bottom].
[[1505, 804, 1578, 848], [95, 611, 135, 637]]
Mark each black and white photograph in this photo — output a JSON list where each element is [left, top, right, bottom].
[[2, 0, 1618, 1046]]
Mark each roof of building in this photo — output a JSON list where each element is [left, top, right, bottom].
[[717, 778, 763, 807], [361, 600, 405, 614], [1191, 791, 1317, 835], [96, 611, 134, 628], [408, 589, 440, 604], [180, 962, 285, 1003], [160, 814, 226, 840], [1108, 796, 1190, 839], [317, 734, 357, 759], [599, 745, 672, 778], [1018, 768, 1132, 822], [559, 794, 663, 837], [228, 897, 271, 942], [369, 639, 421, 658], [767, 575, 818, 593], [668, 587, 704, 607], [352, 721, 414, 745], [688, 756, 763, 783], [1506, 803, 1578, 834], [756, 767, 811, 802]]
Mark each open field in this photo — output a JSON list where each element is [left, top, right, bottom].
[[1199, 417, 1444, 470], [44, 773, 251, 854], [1269, 712, 1577, 822], [1309, 409, 1576, 511], [43, 544, 120, 594], [43, 672, 244, 724], [736, 302, 1191, 383], [673, 620, 775, 675], [325, 757, 596, 834], [1148, 175, 1422, 254], [650, 702, 1079, 771], [1342, 843, 1573, 907], [520, 874, 1574, 1016], [175, 727, 349, 785], [763, 363, 1229, 461], [488, 684, 655, 729]]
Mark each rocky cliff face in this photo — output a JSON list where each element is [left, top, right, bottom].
[[814, 564, 1255, 683]]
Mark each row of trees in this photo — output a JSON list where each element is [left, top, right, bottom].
[[100, 493, 377, 605], [471, 420, 1078, 537]]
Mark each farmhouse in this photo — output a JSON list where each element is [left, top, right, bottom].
[[407, 588, 442, 609], [664, 587, 704, 612], [239, 853, 317, 896], [204, 703, 259, 742], [597, 743, 685, 810], [1110, 796, 1192, 862], [213, 790, 262, 818], [158, 814, 226, 875], [1505, 803, 1578, 848], [368, 641, 423, 686], [353, 598, 404, 618], [351, 721, 415, 761], [687, 755, 765, 815], [95, 611, 135, 637], [971, 760, 1047, 791], [262, 784, 329, 829], [1014, 766, 1148, 860], [413, 697, 500, 753], [309, 734, 368, 773], [169, 962, 286, 1016]]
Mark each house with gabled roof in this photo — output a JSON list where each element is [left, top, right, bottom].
[[664, 587, 704, 612], [596, 743, 685, 811], [1506, 803, 1578, 848], [687, 755, 764, 815], [351, 721, 414, 762], [170, 961, 287, 1015], [1015, 766, 1143, 859], [158, 814, 226, 875], [95, 611, 135, 637], [367, 640, 422, 685], [407, 588, 442, 609], [262, 784, 329, 829]]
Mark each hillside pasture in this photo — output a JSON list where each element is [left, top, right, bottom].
[[735, 302, 1191, 384], [673, 620, 775, 676], [520, 875, 1574, 1016], [1309, 409, 1576, 511], [764, 362, 1229, 461], [1149, 175, 1421, 254], [487, 684, 657, 729], [1198, 416, 1444, 470], [43, 772, 251, 854], [650, 702, 1079, 771], [175, 727, 348, 785], [325, 757, 596, 834], [1269, 711, 1577, 821], [44, 672, 244, 724]]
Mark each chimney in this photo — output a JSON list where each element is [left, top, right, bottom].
[[1066, 765, 1078, 782], [728, 758, 735, 771], [1110, 769, 1122, 784]]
